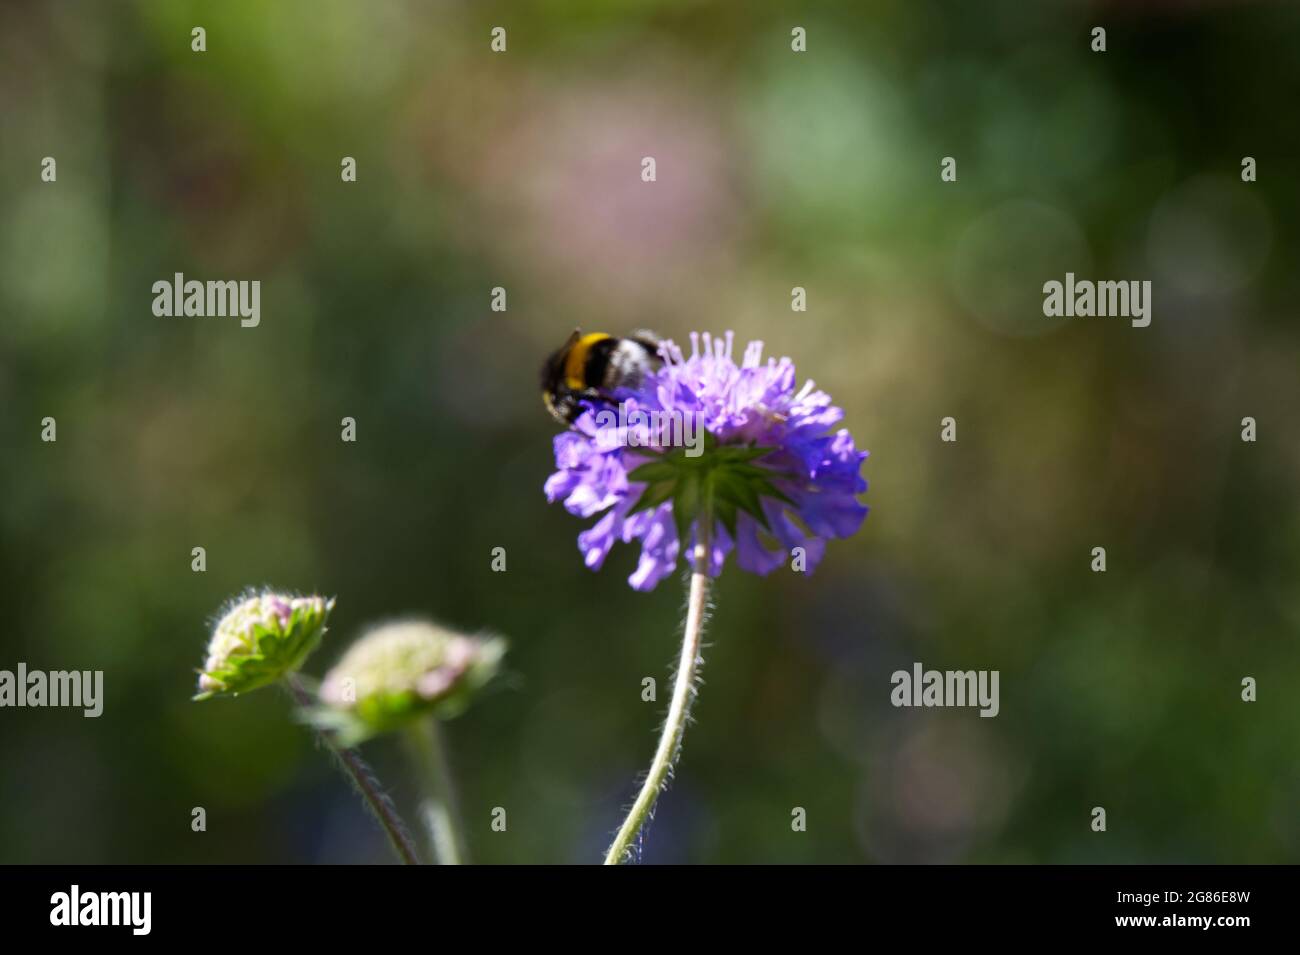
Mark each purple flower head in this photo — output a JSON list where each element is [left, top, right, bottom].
[[544, 331, 869, 591]]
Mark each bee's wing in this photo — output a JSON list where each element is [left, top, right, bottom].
[[627, 329, 664, 363]]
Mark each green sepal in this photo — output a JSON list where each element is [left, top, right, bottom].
[[621, 440, 794, 545], [672, 470, 702, 545], [626, 459, 677, 484], [715, 497, 739, 539], [628, 478, 675, 517]]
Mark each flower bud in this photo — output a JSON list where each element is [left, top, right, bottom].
[[316, 620, 504, 744], [194, 592, 334, 701]]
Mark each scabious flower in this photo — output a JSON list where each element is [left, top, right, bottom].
[[314, 621, 505, 745], [544, 331, 869, 591], [194, 592, 334, 701]]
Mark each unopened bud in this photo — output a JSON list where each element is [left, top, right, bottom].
[[194, 592, 334, 701], [316, 620, 504, 744]]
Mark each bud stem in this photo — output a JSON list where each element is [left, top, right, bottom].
[[283, 675, 420, 865], [406, 716, 469, 865], [604, 529, 712, 864]]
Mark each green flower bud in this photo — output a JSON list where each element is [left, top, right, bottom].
[[315, 621, 504, 745], [194, 592, 334, 701]]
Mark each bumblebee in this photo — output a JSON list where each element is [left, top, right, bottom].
[[541, 329, 662, 425]]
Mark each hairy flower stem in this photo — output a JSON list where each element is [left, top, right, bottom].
[[283, 675, 420, 865], [406, 716, 469, 865], [604, 533, 712, 864]]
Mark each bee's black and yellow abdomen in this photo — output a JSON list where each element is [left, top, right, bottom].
[[540, 329, 662, 426], [581, 336, 620, 389], [563, 332, 613, 389]]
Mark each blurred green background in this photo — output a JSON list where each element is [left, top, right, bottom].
[[1, 0, 1298, 864]]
